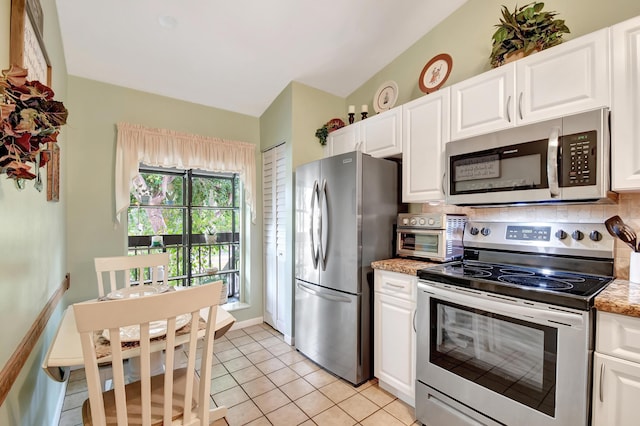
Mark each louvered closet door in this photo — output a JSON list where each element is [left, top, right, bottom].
[[263, 144, 287, 331]]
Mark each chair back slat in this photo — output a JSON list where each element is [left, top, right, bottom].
[[163, 317, 178, 424], [74, 281, 223, 426], [94, 253, 170, 297]]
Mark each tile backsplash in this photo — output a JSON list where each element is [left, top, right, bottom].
[[420, 193, 640, 279]]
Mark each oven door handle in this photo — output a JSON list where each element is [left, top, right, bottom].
[[422, 284, 584, 327], [547, 127, 561, 198]]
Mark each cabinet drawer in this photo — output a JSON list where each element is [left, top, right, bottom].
[[374, 270, 417, 301], [597, 311, 640, 363]]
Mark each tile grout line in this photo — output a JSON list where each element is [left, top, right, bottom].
[[59, 323, 416, 426]]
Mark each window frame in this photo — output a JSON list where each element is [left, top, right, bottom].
[[126, 166, 242, 301]]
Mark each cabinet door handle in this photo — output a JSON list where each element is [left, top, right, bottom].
[[384, 283, 405, 289], [506, 95, 512, 123], [413, 309, 417, 333], [599, 363, 605, 402], [518, 92, 524, 120]]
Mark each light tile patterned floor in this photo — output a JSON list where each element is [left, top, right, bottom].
[[58, 322, 418, 426]]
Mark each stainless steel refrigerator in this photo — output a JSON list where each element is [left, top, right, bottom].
[[294, 151, 398, 386]]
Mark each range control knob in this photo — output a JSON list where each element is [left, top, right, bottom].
[[419, 218, 426, 225], [590, 230, 603, 241], [555, 230, 568, 240], [572, 230, 584, 241], [481, 227, 491, 236], [410, 218, 417, 226], [469, 227, 480, 236]]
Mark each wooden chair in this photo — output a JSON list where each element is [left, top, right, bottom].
[[94, 253, 171, 389], [94, 253, 169, 298], [73, 281, 226, 426]]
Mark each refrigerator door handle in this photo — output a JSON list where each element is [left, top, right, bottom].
[[297, 282, 352, 303], [319, 179, 329, 271], [310, 180, 320, 269]]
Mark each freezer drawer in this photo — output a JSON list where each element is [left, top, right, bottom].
[[294, 280, 370, 385]]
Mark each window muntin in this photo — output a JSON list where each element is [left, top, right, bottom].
[[127, 168, 241, 302]]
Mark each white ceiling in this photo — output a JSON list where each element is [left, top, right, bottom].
[[55, 0, 466, 117]]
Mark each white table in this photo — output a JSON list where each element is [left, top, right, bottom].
[[42, 304, 235, 382]]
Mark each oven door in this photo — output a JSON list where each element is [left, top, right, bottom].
[[396, 229, 446, 261], [416, 281, 591, 426]]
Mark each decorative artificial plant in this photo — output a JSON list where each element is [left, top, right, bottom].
[[489, 2, 570, 68], [315, 125, 329, 146], [0, 65, 68, 182]]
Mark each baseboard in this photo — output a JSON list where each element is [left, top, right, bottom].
[[284, 334, 294, 346], [51, 380, 68, 426], [229, 316, 264, 330], [377, 379, 415, 408]]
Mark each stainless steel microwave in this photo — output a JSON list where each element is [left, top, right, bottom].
[[445, 108, 615, 206]]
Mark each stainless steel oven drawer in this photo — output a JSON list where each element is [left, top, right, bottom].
[[416, 382, 503, 426]]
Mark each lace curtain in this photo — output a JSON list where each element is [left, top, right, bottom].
[[115, 122, 256, 223]]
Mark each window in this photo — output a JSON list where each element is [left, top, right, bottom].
[[127, 167, 241, 302]]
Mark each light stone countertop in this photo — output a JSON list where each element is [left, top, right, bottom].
[[595, 279, 640, 318], [373, 259, 640, 319], [371, 258, 439, 276]]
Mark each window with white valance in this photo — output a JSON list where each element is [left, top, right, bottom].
[[115, 122, 256, 223]]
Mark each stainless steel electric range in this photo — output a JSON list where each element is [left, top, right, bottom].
[[415, 220, 615, 426]]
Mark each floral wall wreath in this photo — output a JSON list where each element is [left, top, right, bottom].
[[0, 65, 68, 188]]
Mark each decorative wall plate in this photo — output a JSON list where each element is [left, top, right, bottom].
[[419, 54, 453, 94], [373, 81, 399, 113]]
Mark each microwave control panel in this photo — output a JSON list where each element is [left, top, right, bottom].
[[560, 130, 597, 187]]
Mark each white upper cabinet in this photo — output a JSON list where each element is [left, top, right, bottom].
[[516, 28, 610, 124], [611, 15, 640, 191], [325, 123, 360, 157], [402, 89, 450, 203], [450, 64, 515, 141], [325, 106, 402, 158], [451, 28, 610, 141], [361, 106, 402, 158]]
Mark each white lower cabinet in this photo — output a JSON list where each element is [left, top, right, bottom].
[[374, 269, 417, 406], [592, 353, 640, 426], [592, 311, 640, 426]]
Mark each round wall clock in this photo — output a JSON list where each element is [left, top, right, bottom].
[[419, 53, 453, 94]]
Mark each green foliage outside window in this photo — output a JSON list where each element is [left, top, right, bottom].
[[127, 168, 241, 292]]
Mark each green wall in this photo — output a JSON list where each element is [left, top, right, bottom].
[[3, 0, 640, 423], [259, 82, 343, 340], [64, 76, 262, 319], [0, 0, 69, 424], [347, 0, 640, 113]]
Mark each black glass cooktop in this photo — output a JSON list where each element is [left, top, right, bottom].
[[418, 261, 614, 310]]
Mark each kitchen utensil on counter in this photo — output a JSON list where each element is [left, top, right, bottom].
[[605, 215, 638, 252]]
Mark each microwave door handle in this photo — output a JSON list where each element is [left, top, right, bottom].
[[547, 127, 561, 198], [310, 180, 320, 269]]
